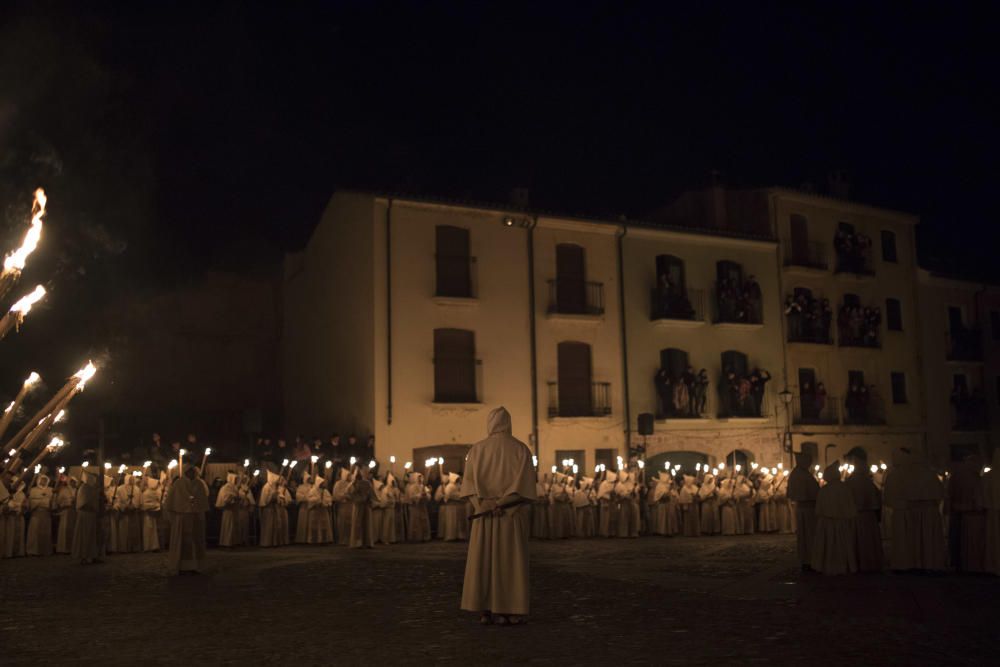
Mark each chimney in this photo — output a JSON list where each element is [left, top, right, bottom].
[[827, 170, 851, 199], [509, 187, 530, 208]]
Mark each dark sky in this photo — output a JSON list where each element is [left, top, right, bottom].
[[1, 1, 999, 282]]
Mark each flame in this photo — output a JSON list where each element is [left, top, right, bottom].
[[253, 469, 260, 477], [54, 409, 66, 423], [243, 458, 250, 467], [118, 464, 126, 473], [167, 460, 177, 469], [572, 464, 579, 474], [368, 460, 376, 469], [3, 188, 46, 274], [34, 464, 40, 474], [204, 447, 212, 456], [325, 461, 332, 469], [58, 466, 65, 473], [82, 461, 89, 468], [281, 458, 289, 467], [404, 461, 412, 469], [389, 455, 396, 463], [4, 401, 13, 414], [637, 460, 645, 469], [46, 436, 64, 449], [289, 461, 297, 469], [10, 285, 46, 315], [73, 361, 98, 391], [310, 455, 318, 463], [103, 462, 111, 470], [25, 371, 40, 386]]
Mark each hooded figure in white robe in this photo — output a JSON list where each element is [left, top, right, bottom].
[[718, 473, 739, 536], [114, 475, 140, 553], [71, 470, 101, 563], [216, 473, 240, 547], [597, 472, 618, 537], [26, 473, 54, 556], [55, 476, 78, 554], [371, 479, 388, 543], [165, 464, 209, 574], [788, 452, 820, 570], [307, 476, 333, 544], [258, 470, 279, 547], [333, 468, 354, 545], [884, 448, 946, 571], [348, 467, 376, 548], [294, 472, 311, 544], [846, 466, 883, 572], [437, 472, 466, 541], [812, 462, 858, 574], [574, 477, 597, 537], [772, 470, 793, 534], [103, 475, 118, 554], [460, 407, 536, 621], [141, 476, 163, 552], [276, 478, 292, 545], [405, 472, 431, 542], [983, 449, 1000, 575], [698, 473, 720, 535], [614, 472, 639, 538], [531, 475, 550, 539], [735, 474, 755, 535], [756, 473, 776, 533], [947, 458, 986, 573], [550, 474, 576, 539], [678, 475, 700, 536], [4, 480, 27, 557], [236, 475, 254, 545], [650, 473, 673, 536]]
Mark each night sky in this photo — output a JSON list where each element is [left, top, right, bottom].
[[1, 1, 998, 286]]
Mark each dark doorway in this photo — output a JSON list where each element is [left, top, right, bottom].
[[557, 341, 592, 417], [799, 367, 818, 421]]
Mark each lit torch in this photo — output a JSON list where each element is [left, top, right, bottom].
[[0, 285, 46, 340], [0, 371, 40, 443], [0, 188, 46, 302]]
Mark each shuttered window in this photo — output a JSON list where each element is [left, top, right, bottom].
[[435, 226, 472, 298], [433, 329, 477, 403]]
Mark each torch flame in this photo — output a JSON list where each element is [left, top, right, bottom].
[[4, 401, 13, 414], [3, 189, 45, 274], [47, 436, 63, 449], [324, 461, 332, 469], [368, 460, 376, 469], [143, 460, 151, 468], [25, 371, 40, 386], [243, 459, 250, 467], [104, 462, 111, 470], [54, 409, 66, 423], [167, 460, 177, 470], [289, 461, 297, 469], [10, 285, 46, 315], [73, 361, 97, 391], [310, 455, 318, 463]]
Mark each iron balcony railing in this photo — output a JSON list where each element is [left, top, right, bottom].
[[547, 381, 611, 418], [842, 391, 885, 425], [946, 328, 983, 362], [547, 279, 605, 316], [792, 393, 840, 425], [712, 281, 764, 325], [717, 390, 768, 419], [786, 296, 833, 345], [952, 395, 988, 431], [649, 287, 706, 322], [434, 254, 478, 299], [784, 241, 828, 270], [834, 246, 875, 276]]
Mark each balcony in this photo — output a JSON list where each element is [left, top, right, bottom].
[[434, 255, 478, 301], [834, 246, 875, 277], [837, 304, 881, 348], [952, 393, 988, 431], [654, 374, 709, 420], [792, 393, 840, 425], [785, 294, 833, 345], [547, 279, 604, 319], [783, 242, 828, 271], [650, 287, 706, 327], [547, 381, 611, 418], [717, 390, 769, 419], [946, 328, 983, 362], [842, 391, 885, 425], [712, 281, 763, 326]]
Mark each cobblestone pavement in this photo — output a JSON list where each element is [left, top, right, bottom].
[[1, 535, 996, 666]]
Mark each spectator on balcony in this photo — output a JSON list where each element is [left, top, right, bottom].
[[785, 294, 803, 339], [657, 273, 694, 320], [749, 368, 771, 417], [693, 369, 709, 416], [740, 276, 762, 323], [672, 375, 690, 416], [801, 381, 818, 421], [815, 382, 828, 418], [681, 367, 697, 416], [654, 368, 672, 418]]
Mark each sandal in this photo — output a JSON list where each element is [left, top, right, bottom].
[[480, 612, 493, 625]]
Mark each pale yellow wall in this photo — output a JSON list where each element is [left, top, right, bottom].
[[774, 192, 924, 465], [372, 200, 534, 466], [283, 192, 376, 439], [621, 228, 786, 467], [533, 219, 627, 472]]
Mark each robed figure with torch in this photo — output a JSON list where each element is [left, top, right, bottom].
[[165, 463, 209, 574]]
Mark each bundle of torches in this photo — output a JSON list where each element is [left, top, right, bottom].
[[0, 188, 101, 485]]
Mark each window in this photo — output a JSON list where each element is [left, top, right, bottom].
[[554, 244, 587, 313], [433, 329, 477, 403], [886, 298, 903, 331], [595, 448, 616, 471], [435, 226, 472, 298], [891, 372, 907, 404], [991, 311, 1000, 341], [881, 230, 897, 263], [555, 449, 585, 473], [557, 341, 593, 417]]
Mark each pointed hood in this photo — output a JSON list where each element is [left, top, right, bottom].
[[487, 406, 512, 435]]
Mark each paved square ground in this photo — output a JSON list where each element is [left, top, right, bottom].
[[1, 535, 995, 665]]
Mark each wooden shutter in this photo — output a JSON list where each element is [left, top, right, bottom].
[[556, 244, 586, 313], [434, 329, 476, 402], [436, 226, 471, 298], [558, 341, 592, 417]]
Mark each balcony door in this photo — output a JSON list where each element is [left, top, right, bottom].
[[558, 341, 592, 417], [556, 244, 586, 313], [790, 214, 809, 259], [656, 254, 686, 291], [434, 328, 476, 403], [436, 226, 471, 298]]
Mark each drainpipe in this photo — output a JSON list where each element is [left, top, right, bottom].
[[386, 198, 393, 424], [617, 225, 632, 453], [527, 217, 539, 456]]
